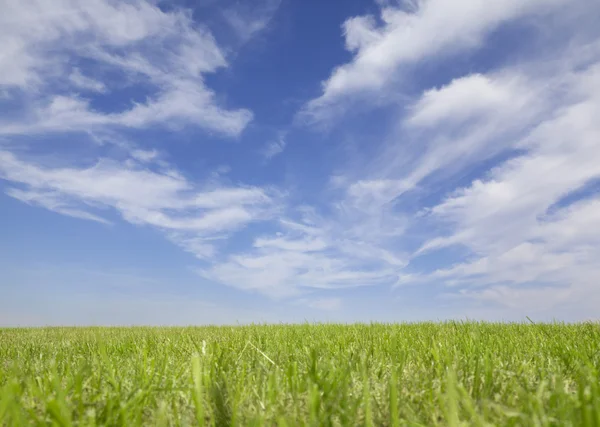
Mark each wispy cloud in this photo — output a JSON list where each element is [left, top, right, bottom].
[[290, 0, 600, 316], [406, 73, 530, 128], [2, 0, 600, 323], [200, 197, 407, 298], [0, 0, 274, 264], [0, 0, 251, 137], [68, 68, 107, 93], [262, 135, 287, 160], [417, 63, 600, 255], [299, 0, 578, 123], [223, 0, 281, 43], [0, 150, 278, 258], [393, 53, 600, 314]]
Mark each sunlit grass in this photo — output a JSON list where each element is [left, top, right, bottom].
[[1, 322, 599, 425]]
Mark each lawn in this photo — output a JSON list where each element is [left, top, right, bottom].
[[1, 323, 599, 426]]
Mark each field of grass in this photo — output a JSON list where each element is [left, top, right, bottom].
[[1, 323, 599, 426]]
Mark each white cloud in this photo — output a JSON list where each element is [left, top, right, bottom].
[[2, 0, 599, 322], [223, 0, 281, 42], [200, 196, 407, 298], [254, 236, 328, 252], [5, 187, 111, 224], [0, 150, 277, 258], [130, 149, 159, 163], [0, 0, 218, 86], [300, 0, 574, 122], [420, 66, 600, 255], [262, 137, 287, 160], [333, 44, 593, 215], [346, 179, 408, 211], [296, 3, 600, 318], [406, 73, 529, 128], [68, 68, 106, 93], [406, 62, 600, 313], [201, 245, 398, 298], [167, 234, 221, 260], [0, 0, 252, 137]]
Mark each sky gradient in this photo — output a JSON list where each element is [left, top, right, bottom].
[[1, 0, 600, 325]]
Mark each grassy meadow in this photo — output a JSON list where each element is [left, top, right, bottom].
[[1, 323, 599, 426]]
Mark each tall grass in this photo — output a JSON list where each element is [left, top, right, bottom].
[[1, 322, 599, 425]]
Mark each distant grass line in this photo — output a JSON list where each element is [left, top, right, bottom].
[[1, 322, 599, 426]]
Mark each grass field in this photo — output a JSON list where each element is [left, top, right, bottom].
[[1, 323, 599, 426]]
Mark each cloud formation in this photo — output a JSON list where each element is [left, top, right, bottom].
[[301, 0, 576, 122], [0, 150, 277, 258], [223, 0, 281, 43], [1, 0, 600, 322], [0, 0, 251, 137], [408, 63, 600, 312], [262, 136, 287, 160]]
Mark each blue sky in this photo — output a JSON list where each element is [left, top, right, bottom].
[[1, 0, 600, 325]]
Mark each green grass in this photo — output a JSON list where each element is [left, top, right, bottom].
[[1, 322, 599, 426]]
